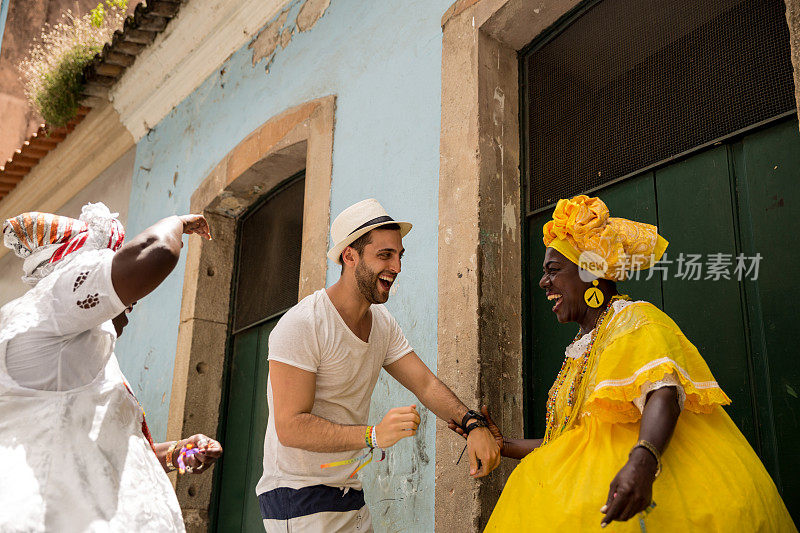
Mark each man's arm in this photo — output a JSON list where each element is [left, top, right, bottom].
[[270, 360, 419, 452], [447, 406, 543, 460], [384, 352, 501, 477]]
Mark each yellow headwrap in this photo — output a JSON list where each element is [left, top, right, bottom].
[[542, 195, 668, 281]]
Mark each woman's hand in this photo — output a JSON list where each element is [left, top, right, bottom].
[[600, 447, 658, 526], [178, 214, 212, 240], [178, 434, 223, 474]]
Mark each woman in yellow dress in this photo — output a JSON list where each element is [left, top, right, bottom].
[[478, 195, 795, 531]]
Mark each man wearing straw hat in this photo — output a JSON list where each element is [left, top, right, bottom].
[[256, 199, 500, 532]]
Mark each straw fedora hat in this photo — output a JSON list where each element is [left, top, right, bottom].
[[327, 199, 412, 264]]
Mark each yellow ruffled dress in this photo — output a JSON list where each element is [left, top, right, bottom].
[[487, 301, 796, 532]]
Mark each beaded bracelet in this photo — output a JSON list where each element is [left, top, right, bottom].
[[365, 426, 373, 448]]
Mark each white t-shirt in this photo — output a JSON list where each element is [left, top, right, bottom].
[[256, 289, 413, 494], [0, 249, 185, 532]]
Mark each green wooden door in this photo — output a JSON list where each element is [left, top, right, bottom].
[[211, 174, 305, 531], [525, 116, 800, 520], [215, 319, 276, 531]]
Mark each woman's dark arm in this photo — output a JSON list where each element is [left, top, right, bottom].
[[500, 438, 544, 460], [601, 387, 681, 527], [111, 214, 210, 305]]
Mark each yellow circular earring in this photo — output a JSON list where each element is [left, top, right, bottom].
[[584, 280, 604, 308]]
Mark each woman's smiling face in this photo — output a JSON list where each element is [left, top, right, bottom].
[[539, 248, 588, 324]]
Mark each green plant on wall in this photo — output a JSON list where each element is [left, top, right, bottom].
[[19, 0, 127, 128]]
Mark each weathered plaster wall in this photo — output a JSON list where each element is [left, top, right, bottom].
[[786, 0, 800, 123], [0, 0, 9, 53], [116, 1, 451, 530], [0, 146, 134, 305]]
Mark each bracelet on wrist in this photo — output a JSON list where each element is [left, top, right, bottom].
[[371, 425, 380, 449], [166, 440, 180, 471], [464, 419, 487, 436], [365, 426, 373, 448], [630, 439, 662, 478], [460, 409, 487, 432]]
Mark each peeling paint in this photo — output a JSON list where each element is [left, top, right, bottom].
[[249, 9, 290, 67], [296, 0, 331, 32], [280, 27, 292, 48], [216, 193, 249, 217], [502, 199, 517, 240], [249, 0, 332, 75], [493, 86, 505, 127]]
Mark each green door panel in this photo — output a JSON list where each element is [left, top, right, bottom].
[[524, 117, 799, 521], [736, 118, 800, 515], [241, 323, 272, 529], [654, 146, 756, 444], [216, 328, 260, 531], [526, 209, 577, 436], [215, 319, 277, 532]]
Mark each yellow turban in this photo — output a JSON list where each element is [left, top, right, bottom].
[[542, 195, 668, 281]]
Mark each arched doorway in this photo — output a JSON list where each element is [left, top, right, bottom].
[[214, 173, 305, 531], [165, 97, 334, 531]]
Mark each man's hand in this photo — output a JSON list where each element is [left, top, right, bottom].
[[466, 424, 501, 478], [178, 214, 212, 240], [600, 448, 657, 526], [447, 405, 504, 453], [375, 405, 420, 448]]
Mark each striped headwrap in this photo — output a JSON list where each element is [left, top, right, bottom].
[[3, 202, 125, 285]]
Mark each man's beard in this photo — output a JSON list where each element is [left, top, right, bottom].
[[355, 261, 388, 304]]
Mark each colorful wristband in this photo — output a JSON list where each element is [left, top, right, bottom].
[[365, 426, 373, 448], [371, 425, 379, 449]]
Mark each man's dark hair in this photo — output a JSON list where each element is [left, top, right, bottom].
[[340, 223, 401, 273]]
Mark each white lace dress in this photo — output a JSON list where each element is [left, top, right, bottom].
[[0, 250, 184, 532]]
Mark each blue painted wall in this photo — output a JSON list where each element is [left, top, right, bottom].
[[0, 0, 10, 55], [116, 0, 450, 530]]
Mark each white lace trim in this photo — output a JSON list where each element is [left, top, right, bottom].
[[564, 299, 688, 412], [564, 299, 639, 359], [632, 372, 686, 413], [593, 356, 720, 391]]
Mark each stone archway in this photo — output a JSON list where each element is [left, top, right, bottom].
[[165, 96, 335, 531]]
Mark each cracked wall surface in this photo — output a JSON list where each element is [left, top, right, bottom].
[[249, 0, 331, 73]]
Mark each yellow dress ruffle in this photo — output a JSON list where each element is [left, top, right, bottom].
[[487, 302, 796, 532]]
